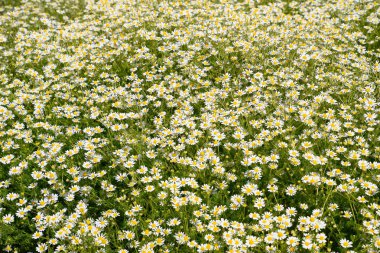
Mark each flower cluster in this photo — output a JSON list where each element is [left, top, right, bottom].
[[0, 0, 379, 252]]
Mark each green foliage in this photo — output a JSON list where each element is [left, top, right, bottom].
[[0, 0, 379, 252]]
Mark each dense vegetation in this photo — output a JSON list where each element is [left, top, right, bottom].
[[0, 0, 379, 252]]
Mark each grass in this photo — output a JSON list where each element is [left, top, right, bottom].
[[0, 0, 379, 252]]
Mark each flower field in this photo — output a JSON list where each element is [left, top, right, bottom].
[[0, 0, 379, 252]]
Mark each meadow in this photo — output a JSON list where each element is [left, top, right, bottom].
[[0, 0, 379, 252]]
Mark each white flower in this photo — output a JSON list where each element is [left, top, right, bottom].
[[340, 239, 353, 248], [2, 214, 14, 224]]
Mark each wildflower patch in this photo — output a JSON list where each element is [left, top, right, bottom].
[[0, 0, 379, 252]]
